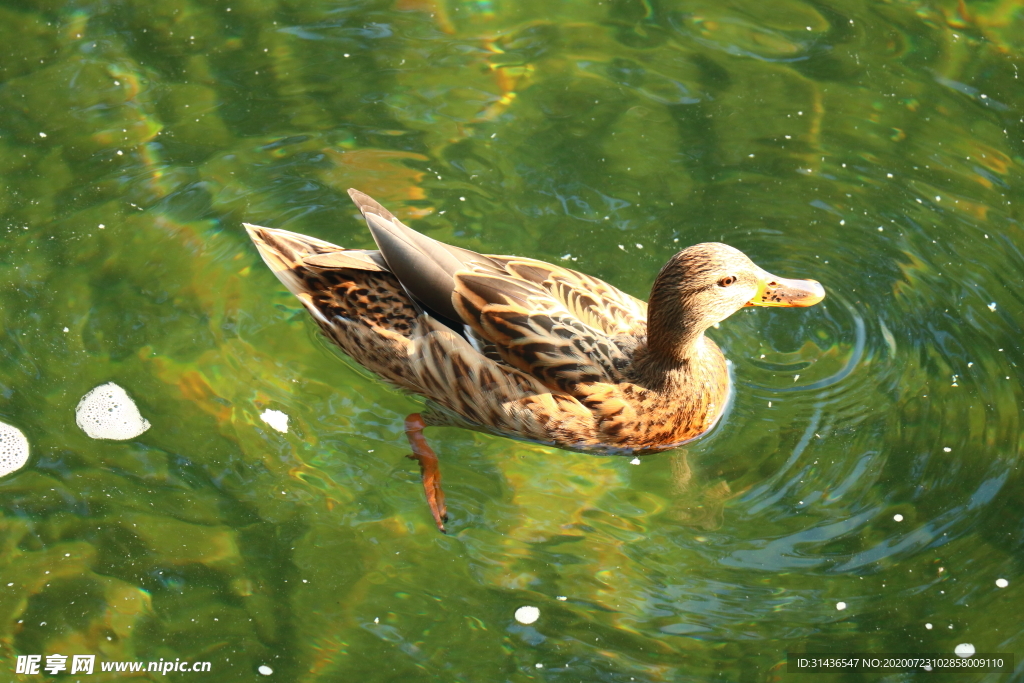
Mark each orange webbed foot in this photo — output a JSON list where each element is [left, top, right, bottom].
[[404, 413, 448, 533]]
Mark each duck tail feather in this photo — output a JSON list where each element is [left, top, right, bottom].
[[245, 223, 347, 296]]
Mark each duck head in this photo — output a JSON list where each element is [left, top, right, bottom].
[[646, 242, 825, 362]]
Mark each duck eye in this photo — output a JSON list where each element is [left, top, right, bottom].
[[718, 276, 736, 287]]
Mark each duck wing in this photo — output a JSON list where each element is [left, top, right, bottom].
[[346, 190, 645, 395], [486, 257, 647, 338], [348, 189, 505, 323], [452, 267, 639, 393]]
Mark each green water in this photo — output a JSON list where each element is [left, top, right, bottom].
[[1, 0, 1023, 680]]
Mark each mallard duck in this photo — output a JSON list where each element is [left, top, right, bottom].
[[246, 190, 824, 532]]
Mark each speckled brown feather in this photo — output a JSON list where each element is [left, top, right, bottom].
[[244, 223, 599, 449], [244, 193, 758, 454]]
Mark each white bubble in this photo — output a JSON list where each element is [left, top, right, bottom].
[[258, 665, 273, 675], [0, 421, 30, 478], [893, 514, 904, 522], [996, 578, 1008, 588], [75, 382, 150, 440], [515, 606, 540, 624], [925, 623, 933, 630], [836, 602, 846, 610], [260, 409, 289, 434], [629, 457, 641, 465], [943, 447, 952, 452], [954, 643, 975, 658]]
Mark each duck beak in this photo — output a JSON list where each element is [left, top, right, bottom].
[[746, 272, 825, 307]]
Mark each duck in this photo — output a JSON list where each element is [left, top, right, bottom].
[[246, 189, 825, 532]]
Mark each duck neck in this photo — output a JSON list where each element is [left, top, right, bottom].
[[630, 297, 712, 390]]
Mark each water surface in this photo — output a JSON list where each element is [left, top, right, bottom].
[[1, 0, 1023, 680]]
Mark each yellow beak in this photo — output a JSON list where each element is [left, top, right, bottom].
[[746, 273, 825, 307]]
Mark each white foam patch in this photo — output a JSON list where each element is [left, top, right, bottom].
[[260, 409, 289, 433], [75, 382, 151, 440], [955, 643, 975, 658], [0, 421, 30, 477], [514, 606, 540, 624]]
